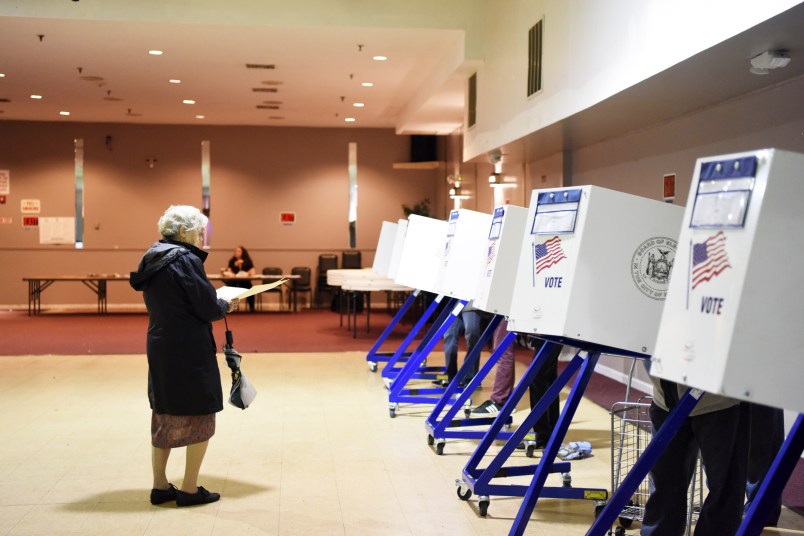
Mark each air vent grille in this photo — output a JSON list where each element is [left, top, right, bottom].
[[252, 88, 278, 93], [256, 105, 280, 110], [527, 19, 543, 96], [246, 63, 275, 69], [467, 74, 477, 127]]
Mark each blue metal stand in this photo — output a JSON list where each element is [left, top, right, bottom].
[[737, 413, 804, 536], [457, 344, 607, 519], [425, 317, 516, 455], [381, 294, 452, 381], [365, 289, 419, 372], [387, 299, 466, 418], [585, 387, 703, 536]]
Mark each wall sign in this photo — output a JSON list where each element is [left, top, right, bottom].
[[21, 199, 41, 214], [23, 216, 39, 227], [0, 169, 9, 195], [663, 174, 676, 203], [280, 212, 296, 225]]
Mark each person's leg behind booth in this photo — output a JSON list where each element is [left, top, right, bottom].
[[472, 319, 515, 416], [434, 313, 464, 386], [458, 309, 485, 387], [528, 339, 560, 448], [745, 402, 785, 526]]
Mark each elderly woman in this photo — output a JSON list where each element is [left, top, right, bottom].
[[130, 205, 237, 507]]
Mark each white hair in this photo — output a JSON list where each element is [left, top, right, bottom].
[[157, 205, 208, 240]]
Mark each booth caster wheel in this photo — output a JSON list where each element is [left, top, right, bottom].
[[427, 434, 434, 446], [435, 441, 445, 455], [618, 517, 634, 529], [562, 473, 572, 488], [478, 497, 490, 517], [456, 481, 472, 501], [614, 526, 627, 536], [389, 403, 398, 418], [368, 361, 378, 372], [594, 501, 606, 518], [526, 444, 536, 458]]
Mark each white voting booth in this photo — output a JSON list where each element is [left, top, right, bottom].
[[590, 149, 804, 536], [434, 209, 492, 300], [507, 185, 684, 355], [476, 186, 685, 533], [394, 215, 447, 293], [387, 219, 408, 280], [652, 148, 804, 414], [473, 205, 530, 315], [371, 221, 398, 277]]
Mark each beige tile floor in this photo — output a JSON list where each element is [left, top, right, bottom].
[[0, 352, 801, 535]]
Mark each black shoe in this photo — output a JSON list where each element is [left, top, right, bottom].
[[471, 400, 503, 416], [150, 483, 178, 505], [176, 486, 221, 507], [431, 379, 450, 387]]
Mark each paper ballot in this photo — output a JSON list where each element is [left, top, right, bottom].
[[216, 278, 288, 301]]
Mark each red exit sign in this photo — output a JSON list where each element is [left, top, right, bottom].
[[280, 212, 296, 225], [23, 216, 39, 226]]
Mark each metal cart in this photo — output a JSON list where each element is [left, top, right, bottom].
[[610, 397, 705, 535]]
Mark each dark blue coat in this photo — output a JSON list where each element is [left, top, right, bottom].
[[130, 240, 228, 415]]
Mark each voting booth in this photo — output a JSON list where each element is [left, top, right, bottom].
[[433, 209, 493, 299], [473, 205, 530, 315], [507, 185, 684, 356], [425, 205, 527, 454], [460, 186, 684, 528], [394, 215, 447, 293], [651, 148, 804, 413], [386, 219, 408, 280], [371, 221, 398, 277], [589, 149, 804, 536]]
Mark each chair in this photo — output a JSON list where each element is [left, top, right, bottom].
[[316, 254, 339, 308], [341, 250, 362, 269], [260, 267, 284, 311], [288, 266, 312, 312]]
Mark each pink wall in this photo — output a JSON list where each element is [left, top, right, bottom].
[[0, 121, 439, 307]]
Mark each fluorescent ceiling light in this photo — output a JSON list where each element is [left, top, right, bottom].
[[361, 82, 373, 87], [30, 94, 42, 99], [169, 79, 181, 84], [148, 50, 163, 55], [353, 102, 364, 107], [59, 111, 70, 116], [372, 55, 387, 61], [182, 99, 195, 104], [344, 117, 356, 122]]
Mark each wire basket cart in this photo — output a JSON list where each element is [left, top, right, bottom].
[[610, 397, 705, 535]]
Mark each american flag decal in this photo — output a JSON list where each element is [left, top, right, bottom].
[[533, 236, 567, 274], [691, 231, 731, 289]]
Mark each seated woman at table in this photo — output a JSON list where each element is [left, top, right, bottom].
[[222, 245, 256, 312]]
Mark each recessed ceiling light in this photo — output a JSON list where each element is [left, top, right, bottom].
[[372, 55, 387, 61], [148, 50, 163, 56], [59, 111, 70, 116], [195, 115, 205, 119], [361, 82, 373, 87], [345, 117, 356, 122], [353, 103, 365, 107], [30, 94, 42, 99], [0, 73, 5, 77], [169, 79, 181, 84], [182, 99, 195, 104]]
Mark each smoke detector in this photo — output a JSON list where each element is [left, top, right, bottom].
[[749, 50, 791, 75]]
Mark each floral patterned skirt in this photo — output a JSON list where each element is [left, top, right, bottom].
[[151, 412, 216, 448]]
